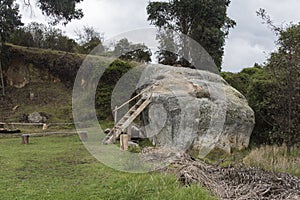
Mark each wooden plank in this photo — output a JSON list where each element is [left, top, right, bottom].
[[1, 122, 77, 126], [113, 85, 154, 112], [28, 132, 78, 137]]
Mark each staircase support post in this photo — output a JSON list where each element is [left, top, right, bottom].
[[120, 134, 129, 151]]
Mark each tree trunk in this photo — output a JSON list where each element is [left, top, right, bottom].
[[0, 43, 5, 96]]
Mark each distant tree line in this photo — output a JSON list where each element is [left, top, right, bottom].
[[9, 22, 77, 52], [7, 22, 152, 62]]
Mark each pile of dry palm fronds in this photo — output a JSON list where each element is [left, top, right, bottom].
[[142, 148, 300, 200]]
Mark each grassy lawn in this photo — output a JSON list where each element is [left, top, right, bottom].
[[0, 135, 215, 200]]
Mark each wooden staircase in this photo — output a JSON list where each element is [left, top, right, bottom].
[[103, 93, 152, 144]]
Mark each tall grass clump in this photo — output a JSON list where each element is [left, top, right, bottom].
[[243, 145, 300, 177]]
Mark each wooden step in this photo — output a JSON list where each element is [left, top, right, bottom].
[[103, 94, 152, 144]]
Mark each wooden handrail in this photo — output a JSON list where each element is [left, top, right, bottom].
[[113, 85, 154, 112]]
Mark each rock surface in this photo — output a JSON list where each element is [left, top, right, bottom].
[[28, 112, 50, 123], [137, 64, 255, 156], [6, 59, 60, 88]]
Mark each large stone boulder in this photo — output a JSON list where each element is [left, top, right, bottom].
[[136, 64, 255, 156]]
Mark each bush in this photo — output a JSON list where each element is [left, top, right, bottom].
[[95, 60, 135, 120]]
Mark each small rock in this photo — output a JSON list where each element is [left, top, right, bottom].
[[28, 112, 50, 123], [128, 141, 139, 147]]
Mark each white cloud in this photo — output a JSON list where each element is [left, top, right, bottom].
[[63, 0, 151, 39], [223, 38, 269, 72], [223, 0, 300, 72]]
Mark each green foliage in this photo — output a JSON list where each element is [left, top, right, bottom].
[[79, 37, 103, 54], [9, 22, 79, 52], [96, 60, 135, 120], [75, 26, 104, 54], [0, 135, 215, 199], [128, 145, 142, 153], [222, 65, 274, 145], [264, 24, 300, 151], [156, 29, 178, 65], [9, 23, 106, 54], [223, 24, 300, 149], [36, 0, 84, 25], [113, 38, 152, 63], [255, 10, 300, 150], [9, 28, 34, 46], [1, 0, 84, 64], [147, 0, 235, 70], [0, 0, 23, 43]]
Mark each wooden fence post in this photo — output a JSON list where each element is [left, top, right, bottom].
[[42, 124, 48, 130], [79, 131, 88, 141], [21, 134, 30, 144]]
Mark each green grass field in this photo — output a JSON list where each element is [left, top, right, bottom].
[[0, 135, 215, 200]]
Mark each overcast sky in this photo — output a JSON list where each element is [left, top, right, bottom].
[[18, 0, 300, 72]]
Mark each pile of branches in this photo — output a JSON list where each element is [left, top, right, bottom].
[[171, 154, 300, 200], [142, 148, 300, 200]]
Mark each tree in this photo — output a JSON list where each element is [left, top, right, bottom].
[[9, 27, 34, 47], [9, 22, 78, 52], [75, 26, 104, 54], [44, 26, 78, 52], [0, 0, 23, 43], [264, 24, 300, 153], [26, 22, 47, 47], [252, 9, 300, 152], [31, 0, 84, 25], [0, 0, 23, 96], [1, 0, 83, 44], [147, 0, 235, 70], [156, 29, 178, 66], [113, 38, 152, 63]]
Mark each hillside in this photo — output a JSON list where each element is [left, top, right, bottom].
[[0, 45, 86, 122], [0, 44, 130, 123]]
